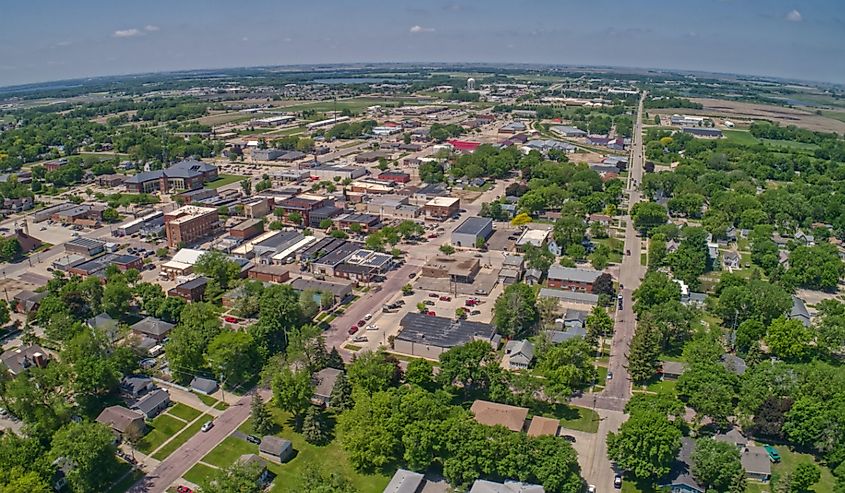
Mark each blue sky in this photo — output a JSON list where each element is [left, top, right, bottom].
[[1, 0, 843, 87]]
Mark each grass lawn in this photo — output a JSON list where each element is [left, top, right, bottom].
[[527, 402, 600, 433], [759, 139, 820, 151], [168, 403, 201, 422], [151, 414, 212, 461], [202, 436, 258, 467], [194, 392, 221, 408], [205, 174, 248, 189], [137, 414, 187, 454], [644, 378, 677, 394], [108, 466, 144, 493], [214, 401, 229, 410], [237, 409, 392, 493], [640, 252, 647, 266], [724, 129, 760, 146], [595, 365, 608, 383], [768, 445, 836, 493], [183, 463, 218, 486]]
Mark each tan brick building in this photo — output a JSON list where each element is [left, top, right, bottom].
[[164, 205, 220, 248]]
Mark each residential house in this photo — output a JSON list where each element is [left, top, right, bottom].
[[96, 406, 146, 438], [524, 268, 543, 285], [526, 416, 559, 437], [13, 290, 47, 314], [660, 361, 687, 380], [723, 251, 741, 270], [742, 447, 772, 482], [790, 296, 811, 327], [130, 317, 174, 342], [131, 388, 170, 419], [499, 255, 524, 285], [661, 437, 705, 493], [120, 375, 155, 399], [312, 367, 343, 407], [383, 469, 425, 493], [720, 354, 748, 376], [503, 340, 534, 370], [469, 480, 545, 493], [0, 345, 49, 376], [469, 400, 528, 432]]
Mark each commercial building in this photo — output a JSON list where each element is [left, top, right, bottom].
[[65, 237, 106, 256], [451, 217, 493, 248], [683, 127, 723, 138], [424, 196, 460, 220], [333, 213, 381, 233], [395, 312, 496, 360], [164, 205, 220, 248], [229, 218, 264, 240], [275, 194, 330, 227], [161, 248, 206, 278], [377, 171, 411, 184], [546, 266, 603, 292], [244, 198, 274, 219], [309, 163, 367, 181], [515, 229, 549, 250], [247, 264, 290, 284], [364, 196, 420, 219], [252, 148, 286, 161], [52, 204, 104, 226], [123, 159, 218, 193], [67, 253, 143, 277], [290, 277, 354, 306], [422, 256, 481, 284], [354, 150, 393, 163], [552, 126, 587, 137], [334, 249, 393, 283]]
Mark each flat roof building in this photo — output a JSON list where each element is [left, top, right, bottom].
[[164, 205, 220, 248], [395, 312, 496, 360], [451, 217, 494, 248]]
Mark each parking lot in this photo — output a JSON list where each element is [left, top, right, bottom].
[[344, 275, 502, 355]]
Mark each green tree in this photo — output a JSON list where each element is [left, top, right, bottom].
[[298, 464, 357, 493], [404, 359, 435, 389], [347, 350, 401, 394], [206, 331, 261, 388], [401, 283, 413, 296], [0, 238, 22, 262], [692, 438, 744, 492], [607, 410, 681, 480], [193, 250, 240, 297], [164, 303, 222, 384], [631, 202, 668, 235], [101, 278, 132, 318], [329, 372, 353, 411], [49, 422, 118, 493], [439, 244, 455, 255], [677, 363, 738, 428], [250, 393, 275, 436], [493, 282, 539, 338], [272, 367, 314, 420], [791, 463, 821, 492], [200, 460, 263, 493], [766, 317, 813, 361], [302, 406, 330, 445], [586, 305, 613, 347], [627, 320, 662, 383], [535, 337, 598, 399]]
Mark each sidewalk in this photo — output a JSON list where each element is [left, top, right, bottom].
[[153, 381, 224, 418]]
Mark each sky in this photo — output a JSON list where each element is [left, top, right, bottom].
[[1, 0, 843, 87]]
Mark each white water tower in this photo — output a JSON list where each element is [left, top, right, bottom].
[[466, 77, 476, 91]]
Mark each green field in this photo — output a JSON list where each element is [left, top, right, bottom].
[[759, 138, 820, 151], [183, 463, 218, 486], [136, 414, 185, 454], [234, 409, 392, 493], [724, 129, 760, 146], [168, 403, 202, 422], [821, 110, 845, 123], [202, 436, 258, 468], [527, 402, 600, 433], [205, 174, 248, 189], [151, 413, 213, 461]]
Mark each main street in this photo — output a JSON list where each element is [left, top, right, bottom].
[[572, 92, 648, 492]]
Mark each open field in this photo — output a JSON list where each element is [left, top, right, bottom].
[[759, 138, 820, 151], [724, 129, 760, 146], [205, 174, 247, 188], [651, 98, 845, 134]]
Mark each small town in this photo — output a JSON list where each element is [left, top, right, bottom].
[[0, 3, 843, 493]]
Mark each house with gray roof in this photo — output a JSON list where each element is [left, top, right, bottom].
[[790, 296, 811, 327], [312, 367, 343, 407], [742, 447, 772, 482], [383, 469, 425, 493], [259, 436, 294, 463], [661, 437, 705, 493], [720, 354, 747, 375], [503, 340, 534, 370], [120, 375, 155, 399], [660, 361, 687, 380], [131, 317, 174, 342], [469, 479, 545, 493], [0, 345, 49, 376], [538, 288, 599, 306], [190, 376, 219, 395], [131, 388, 170, 419]]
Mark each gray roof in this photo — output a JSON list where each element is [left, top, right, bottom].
[[190, 376, 218, 394], [790, 296, 810, 326], [661, 361, 687, 376], [131, 317, 174, 337], [663, 437, 704, 493], [398, 312, 495, 349], [259, 436, 292, 456], [720, 354, 747, 375], [87, 313, 117, 331], [714, 427, 748, 447], [546, 328, 586, 343], [290, 278, 354, 298], [121, 375, 153, 395], [504, 340, 534, 364], [563, 309, 588, 323], [538, 288, 599, 305], [547, 266, 603, 284], [131, 388, 169, 415], [469, 480, 545, 493], [313, 367, 343, 399], [66, 237, 106, 250], [383, 469, 425, 493], [175, 276, 208, 291], [0, 345, 48, 375], [742, 447, 772, 476], [453, 217, 493, 237]]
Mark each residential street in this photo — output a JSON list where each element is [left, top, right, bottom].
[[570, 93, 647, 492]]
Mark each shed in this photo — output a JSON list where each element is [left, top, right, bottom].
[[259, 436, 294, 463], [190, 376, 219, 395]]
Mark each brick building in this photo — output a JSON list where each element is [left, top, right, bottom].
[[547, 266, 603, 292], [164, 205, 220, 248], [424, 196, 460, 220]]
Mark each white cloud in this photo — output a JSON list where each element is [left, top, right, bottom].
[[113, 28, 142, 38], [786, 9, 802, 22], [144, 25, 160, 32], [409, 25, 435, 33]]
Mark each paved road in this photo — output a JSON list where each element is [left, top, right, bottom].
[[570, 93, 648, 492], [128, 390, 268, 493]]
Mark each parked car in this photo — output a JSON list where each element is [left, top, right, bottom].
[[177, 486, 194, 493], [764, 445, 781, 463], [201, 421, 214, 432], [429, 293, 439, 298], [427, 311, 436, 316], [439, 296, 451, 302], [348, 326, 359, 335], [470, 310, 481, 316], [245, 435, 261, 445], [465, 299, 477, 307], [408, 272, 416, 278], [424, 300, 435, 306], [614, 475, 622, 489], [587, 485, 596, 493], [561, 435, 576, 443], [366, 324, 379, 331], [364, 313, 372, 320], [223, 316, 239, 323], [352, 335, 368, 343], [607, 371, 613, 380], [357, 320, 366, 327]]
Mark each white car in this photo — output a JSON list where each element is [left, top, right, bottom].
[[367, 324, 379, 331], [364, 313, 373, 321], [353, 335, 368, 343], [200, 421, 214, 432]]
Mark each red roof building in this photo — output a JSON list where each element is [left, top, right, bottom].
[[447, 139, 481, 153]]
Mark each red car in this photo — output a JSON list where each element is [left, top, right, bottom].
[[427, 233, 438, 239], [427, 311, 436, 316], [357, 319, 366, 327], [223, 316, 239, 323], [177, 487, 194, 493], [348, 326, 359, 335], [439, 296, 451, 302], [465, 299, 477, 307]]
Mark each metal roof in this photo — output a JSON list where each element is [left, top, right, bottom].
[[397, 312, 495, 348], [547, 266, 602, 283], [453, 216, 493, 237]]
